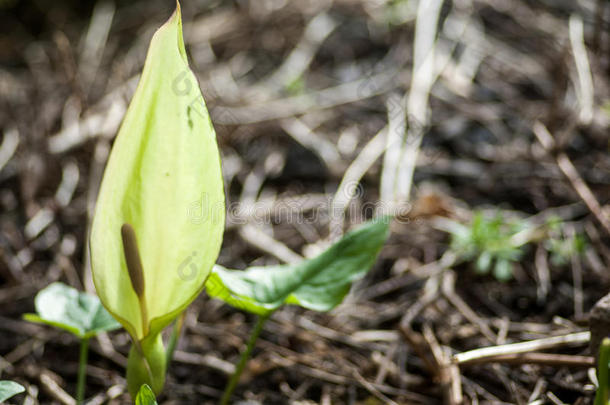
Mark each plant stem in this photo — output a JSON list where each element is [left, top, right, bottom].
[[76, 337, 90, 404], [220, 314, 269, 405], [595, 337, 610, 405], [166, 312, 185, 364]]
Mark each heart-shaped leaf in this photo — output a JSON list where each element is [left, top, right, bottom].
[[23, 282, 121, 339], [207, 217, 390, 315], [0, 380, 25, 402], [90, 1, 225, 342], [135, 384, 158, 405]]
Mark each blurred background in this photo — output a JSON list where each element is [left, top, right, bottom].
[[1, 0, 610, 403]]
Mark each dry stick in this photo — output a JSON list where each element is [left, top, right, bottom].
[[461, 375, 505, 404], [400, 274, 440, 330], [448, 359, 463, 405], [291, 360, 431, 402], [532, 122, 610, 236], [84, 385, 124, 405], [362, 243, 457, 301], [374, 342, 399, 384], [263, 338, 430, 402], [213, 69, 399, 125], [453, 331, 590, 365], [39, 370, 77, 405], [547, 391, 566, 405], [440, 5, 485, 97], [280, 118, 341, 173], [528, 379, 547, 404], [0, 127, 19, 172], [457, 352, 594, 368], [442, 270, 497, 343], [226, 194, 329, 232], [422, 324, 463, 405], [397, 0, 444, 202], [24, 208, 55, 241], [79, 0, 115, 94], [534, 245, 551, 303], [399, 325, 439, 378], [330, 126, 388, 239], [236, 157, 304, 264], [261, 12, 337, 93], [239, 224, 303, 264], [173, 351, 235, 375], [352, 370, 399, 405], [379, 0, 444, 206], [48, 78, 136, 154], [568, 14, 594, 124]]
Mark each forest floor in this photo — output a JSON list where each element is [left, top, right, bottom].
[[1, 0, 610, 403]]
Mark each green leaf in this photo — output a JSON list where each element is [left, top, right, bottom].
[[0, 380, 25, 402], [492, 259, 513, 282], [90, 1, 225, 341], [23, 282, 121, 339], [207, 217, 390, 315], [475, 251, 492, 274], [135, 384, 158, 405]]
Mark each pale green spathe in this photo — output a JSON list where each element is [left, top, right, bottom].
[[90, 3, 225, 341]]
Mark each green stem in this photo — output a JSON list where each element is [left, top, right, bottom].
[[166, 313, 185, 365], [220, 314, 269, 405], [595, 338, 610, 405], [76, 337, 90, 404]]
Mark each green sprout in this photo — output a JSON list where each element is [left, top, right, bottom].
[[23, 282, 121, 404], [447, 211, 530, 281], [0, 381, 25, 403], [135, 384, 158, 405], [207, 217, 391, 404], [595, 337, 610, 405], [543, 217, 586, 266], [89, 1, 224, 398]]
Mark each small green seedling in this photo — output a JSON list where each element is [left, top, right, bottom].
[[446, 211, 530, 281], [595, 337, 610, 405], [90, 0, 224, 398], [0, 380, 25, 402], [207, 217, 391, 404], [135, 384, 158, 405], [23, 282, 120, 404], [544, 217, 586, 266]]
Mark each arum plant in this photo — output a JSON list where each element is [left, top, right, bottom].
[[0, 381, 25, 403], [90, 0, 224, 398], [206, 217, 391, 404], [23, 282, 121, 404]]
